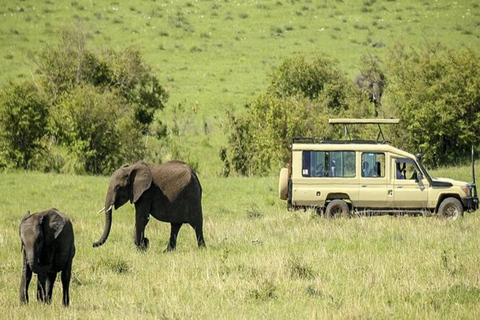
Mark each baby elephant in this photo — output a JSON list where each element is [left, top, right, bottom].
[[19, 209, 75, 307]]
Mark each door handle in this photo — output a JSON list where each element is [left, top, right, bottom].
[[396, 185, 403, 188]]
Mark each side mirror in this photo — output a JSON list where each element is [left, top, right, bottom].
[[416, 172, 423, 182]]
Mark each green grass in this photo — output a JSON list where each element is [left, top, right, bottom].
[[1, 3, 480, 318], [1, 164, 480, 319], [1, 0, 480, 174]]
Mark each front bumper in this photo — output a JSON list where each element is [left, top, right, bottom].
[[462, 196, 479, 212]]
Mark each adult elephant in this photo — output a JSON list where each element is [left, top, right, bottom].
[[353, 72, 385, 106], [93, 161, 205, 251]]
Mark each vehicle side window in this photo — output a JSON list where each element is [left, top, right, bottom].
[[395, 159, 420, 180], [302, 151, 355, 178], [361, 152, 385, 178]]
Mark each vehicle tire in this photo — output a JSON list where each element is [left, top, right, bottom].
[[278, 168, 289, 200], [325, 200, 350, 219], [437, 197, 464, 219]]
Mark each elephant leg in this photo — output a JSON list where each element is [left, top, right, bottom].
[[165, 223, 182, 252], [45, 272, 57, 304], [134, 202, 150, 250], [37, 274, 47, 302], [19, 261, 32, 304], [61, 263, 72, 306], [189, 220, 206, 248]]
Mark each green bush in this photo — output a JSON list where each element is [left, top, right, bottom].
[[222, 56, 352, 176], [35, 29, 169, 133], [50, 85, 144, 175], [0, 81, 49, 169], [384, 43, 480, 167], [0, 27, 168, 174]]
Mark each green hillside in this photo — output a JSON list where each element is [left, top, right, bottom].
[[1, 0, 479, 174]]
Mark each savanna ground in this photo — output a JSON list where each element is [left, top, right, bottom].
[[1, 165, 479, 319], [1, 0, 480, 318]]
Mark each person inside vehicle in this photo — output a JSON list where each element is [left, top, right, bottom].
[[362, 161, 371, 177], [396, 163, 405, 179]]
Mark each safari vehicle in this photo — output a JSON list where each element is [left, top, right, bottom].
[[278, 119, 478, 219]]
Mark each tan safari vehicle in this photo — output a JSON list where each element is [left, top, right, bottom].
[[278, 119, 478, 218]]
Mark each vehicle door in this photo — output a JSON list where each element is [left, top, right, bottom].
[[358, 152, 387, 208], [390, 158, 428, 209]]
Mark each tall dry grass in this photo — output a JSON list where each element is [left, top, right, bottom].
[[1, 166, 479, 319]]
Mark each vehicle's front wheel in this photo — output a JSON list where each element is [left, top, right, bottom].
[[325, 200, 350, 219], [437, 197, 464, 219]]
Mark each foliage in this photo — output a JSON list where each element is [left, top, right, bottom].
[[0, 81, 49, 169], [34, 28, 169, 133], [49, 85, 144, 175], [384, 43, 480, 167], [222, 56, 364, 176], [223, 44, 480, 176], [1, 0, 479, 175], [0, 27, 168, 174]]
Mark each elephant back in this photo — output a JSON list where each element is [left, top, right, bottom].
[[149, 161, 192, 202]]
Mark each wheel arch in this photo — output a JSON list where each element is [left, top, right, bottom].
[[325, 193, 352, 209], [435, 193, 463, 213]]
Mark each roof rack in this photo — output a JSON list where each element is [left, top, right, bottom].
[[329, 118, 400, 143], [292, 137, 316, 144], [292, 138, 382, 145]]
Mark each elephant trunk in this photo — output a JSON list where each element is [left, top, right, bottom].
[[26, 249, 51, 274], [93, 201, 113, 247]]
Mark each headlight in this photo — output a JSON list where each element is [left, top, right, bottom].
[[461, 185, 471, 196]]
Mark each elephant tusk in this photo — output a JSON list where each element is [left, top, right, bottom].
[[106, 205, 113, 212], [96, 207, 105, 214]]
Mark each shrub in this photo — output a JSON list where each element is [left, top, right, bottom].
[[222, 56, 351, 176], [384, 43, 480, 167], [0, 81, 49, 169], [50, 85, 144, 175], [34, 29, 169, 133], [0, 26, 169, 174]]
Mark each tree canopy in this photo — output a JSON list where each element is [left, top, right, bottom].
[[385, 43, 480, 167], [0, 28, 168, 174], [222, 44, 480, 176]]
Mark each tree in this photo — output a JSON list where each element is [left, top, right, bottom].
[[384, 43, 480, 167], [34, 28, 169, 132], [0, 27, 169, 174], [222, 56, 351, 176], [50, 85, 144, 175], [0, 81, 49, 169]]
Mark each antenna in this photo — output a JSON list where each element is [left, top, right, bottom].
[[472, 145, 478, 199]]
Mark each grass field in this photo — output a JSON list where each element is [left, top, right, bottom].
[[1, 164, 479, 319], [1, 0, 480, 174], [1, 1, 480, 318]]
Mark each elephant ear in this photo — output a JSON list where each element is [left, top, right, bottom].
[[149, 161, 192, 202], [19, 211, 31, 246], [22, 211, 31, 220], [48, 210, 66, 239], [130, 162, 153, 203]]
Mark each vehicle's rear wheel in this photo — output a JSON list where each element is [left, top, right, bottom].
[[278, 168, 289, 200], [325, 200, 350, 219], [437, 197, 464, 219]]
